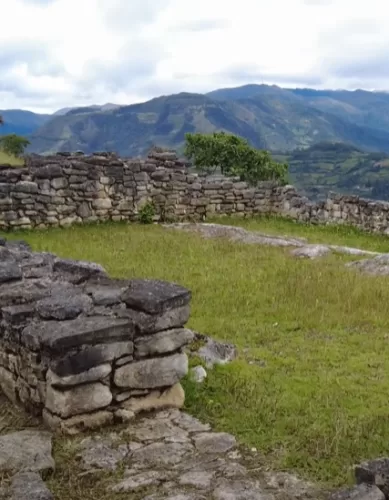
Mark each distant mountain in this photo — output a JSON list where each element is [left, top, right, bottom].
[[53, 103, 122, 116], [27, 86, 389, 158], [0, 109, 51, 136]]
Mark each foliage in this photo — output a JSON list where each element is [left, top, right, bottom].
[[0, 134, 30, 157], [6, 218, 389, 487], [184, 132, 288, 185], [138, 202, 155, 224]]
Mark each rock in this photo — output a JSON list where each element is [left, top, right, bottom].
[[45, 381, 112, 418], [193, 432, 236, 454], [46, 363, 111, 387], [43, 409, 114, 434], [330, 484, 385, 500], [131, 441, 193, 466], [0, 430, 54, 473], [120, 278, 191, 314], [49, 341, 134, 376], [212, 480, 274, 500], [0, 262, 22, 284], [10, 471, 53, 500], [190, 366, 207, 383], [36, 292, 92, 320], [132, 418, 188, 442], [179, 470, 215, 489], [135, 328, 194, 357], [114, 353, 188, 389], [123, 304, 191, 334], [122, 383, 185, 413], [22, 316, 135, 352], [291, 244, 331, 259], [196, 336, 237, 368], [77, 436, 129, 470], [53, 257, 107, 283], [114, 409, 135, 423], [173, 412, 211, 433], [110, 470, 167, 492], [355, 458, 389, 497], [348, 254, 389, 276]]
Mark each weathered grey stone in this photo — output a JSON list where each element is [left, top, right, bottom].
[[53, 257, 107, 282], [111, 470, 168, 492], [114, 353, 188, 389], [291, 244, 331, 259], [121, 279, 191, 314], [179, 470, 215, 489], [45, 381, 112, 418], [77, 436, 129, 470], [131, 441, 193, 466], [50, 341, 134, 376], [122, 383, 185, 413], [135, 328, 194, 357], [0, 430, 54, 473], [22, 316, 135, 352], [330, 484, 385, 500], [355, 458, 389, 497], [47, 363, 111, 387], [36, 292, 92, 320], [0, 262, 22, 284], [212, 480, 274, 500], [10, 472, 53, 500], [42, 409, 113, 434], [196, 336, 237, 368], [193, 432, 236, 454], [190, 366, 207, 383]]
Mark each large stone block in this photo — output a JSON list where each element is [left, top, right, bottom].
[[22, 316, 135, 352], [135, 328, 194, 357], [121, 279, 191, 314], [114, 353, 188, 389], [45, 382, 112, 418]]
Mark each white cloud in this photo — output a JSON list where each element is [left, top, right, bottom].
[[0, 0, 389, 113]]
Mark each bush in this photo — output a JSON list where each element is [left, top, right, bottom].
[[0, 134, 30, 157], [139, 202, 155, 224], [184, 132, 288, 185]]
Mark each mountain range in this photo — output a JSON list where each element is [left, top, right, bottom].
[[4, 84, 389, 199]]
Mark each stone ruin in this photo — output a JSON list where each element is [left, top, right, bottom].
[[0, 236, 194, 434]]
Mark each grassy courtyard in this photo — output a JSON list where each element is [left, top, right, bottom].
[[3, 217, 389, 487]]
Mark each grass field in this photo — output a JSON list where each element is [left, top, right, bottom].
[[0, 150, 24, 166], [3, 218, 389, 489]]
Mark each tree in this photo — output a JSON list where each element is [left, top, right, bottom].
[[0, 115, 3, 126], [184, 132, 288, 185], [0, 134, 30, 157]]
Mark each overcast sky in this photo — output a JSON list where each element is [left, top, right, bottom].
[[1, 0, 388, 113]]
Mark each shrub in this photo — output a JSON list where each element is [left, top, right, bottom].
[[0, 134, 30, 157], [184, 131, 288, 185], [139, 202, 155, 224]]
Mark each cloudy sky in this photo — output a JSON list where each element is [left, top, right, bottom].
[[0, 0, 387, 113]]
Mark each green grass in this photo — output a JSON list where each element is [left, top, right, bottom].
[[3, 219, 389, 488], [0, 150, 24, 166]]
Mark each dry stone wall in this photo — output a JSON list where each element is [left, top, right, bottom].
[[1, 149, 389, 233], [0, 237, 193, 434]]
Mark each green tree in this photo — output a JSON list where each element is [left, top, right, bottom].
[[0, 115, 3, 126], [0, 134, 30, 157], [184, 132, 288, 185]]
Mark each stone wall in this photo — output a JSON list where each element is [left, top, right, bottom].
[[0, 237, 193, 434], [1, 149, 389, 233]]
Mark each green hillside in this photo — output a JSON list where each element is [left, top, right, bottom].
[[275, 142, 389, 200]]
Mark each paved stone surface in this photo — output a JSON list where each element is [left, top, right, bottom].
[[70, 409, 327, 499], [10, 471, 53, 500], [0, 430, 54, 474]]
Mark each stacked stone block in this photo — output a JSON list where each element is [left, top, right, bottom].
[[2, 149, 389, 233], [0, 237, 193, 433]]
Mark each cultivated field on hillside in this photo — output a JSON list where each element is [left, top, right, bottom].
[[3, 217, 389, 489], [0, 150, 24, 166]]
